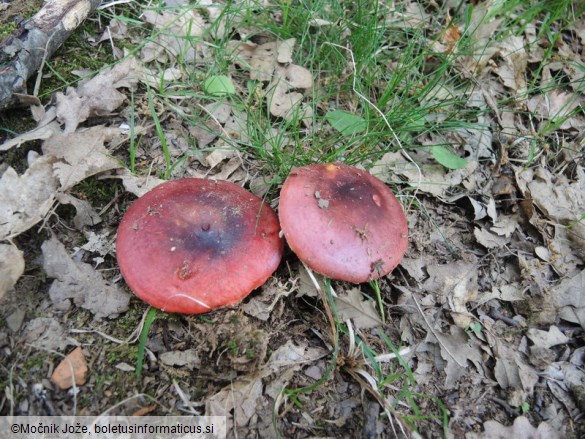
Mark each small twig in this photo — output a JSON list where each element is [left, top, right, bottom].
[[105, 25, 117, 58], [97, 188, 120, 217], [488, 396, 518, 418], [69, 306, 152, 345], [172, 380, 202, 415], [489, 308, 521, 327], [36, 199, 59, 238], [33, 32, 55, 97]]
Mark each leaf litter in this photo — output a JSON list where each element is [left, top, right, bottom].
[[230, 38, 314, 124], [41, 236, 130, 320], [0, 0, 584, 437]]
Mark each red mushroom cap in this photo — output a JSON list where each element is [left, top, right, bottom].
[[279, 163, 408, 283], [116, 178, 283, 314]]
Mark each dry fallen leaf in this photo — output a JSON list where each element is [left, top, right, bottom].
[[0, 121, 60, 151], [494, 36, 528, 94], [206, 376, 263, 430], [42, 125, 123, 190], [374, 150, 479, 200], [206, 340, 324, 433], [205, 147, 235, 169], [440, 17, 460, 53], [55, 57, 143, 132], [474, 226, 509, 249], [480, 283, 524, 304], [268, 66, 313, 124], [6, 308, 26, 332], [555, 269, 585, 329], [97, 18, 128, 43], [490, 216, 517, 238], [210, 156, 242, 181], [0, 243, 25, 299], [335, 288, 383, 329], [466, 416, 559, 439], [517, 167, 585, 268], [526, 167, 584, 224], [423, 261, 478, 329], [267, 80, 304, 119], [51, 347, 89, 390], [399, 257, 427, 283], [547, 225, 583, 277], [263, 340, 325, 375], [527, 326, 569, 350], [231, 40, 286, 81], [426, 326, 483, 388], [242, 278, 295, 321], [141, 66, 183, 88], [76, 231, 113, 258], [527, 91, 583, 130], [141, 9, 207, 63], [189, 102, 232, 147], [24, 317, 69, 351], [159, 349, 201, 370], [131, 404, 157, 417], [42, 236, 130, 320], [461, 1, 503, 69], [115, 362, 135, 372], [56, 193, 102, 228], [493, 341, 538, 402], [276, 38, 295, 63], [0, 154, 58, 240], [110, 169, 166, 197], [231, 38, 313, 124], [199, 0, 241, 40]]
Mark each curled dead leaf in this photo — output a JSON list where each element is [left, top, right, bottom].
[[56, 57, 143, 132]]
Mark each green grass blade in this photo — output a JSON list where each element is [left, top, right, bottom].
[[135, 307, 158, 379]]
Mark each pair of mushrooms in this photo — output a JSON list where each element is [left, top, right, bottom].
[[116, 163, 408, 314]]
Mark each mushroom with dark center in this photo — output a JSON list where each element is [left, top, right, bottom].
[[278, 163, 408, 283], [116, 178, 283, 314]]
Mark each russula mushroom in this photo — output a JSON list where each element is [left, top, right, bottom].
[[116, 178, 283, 314], [279, 163, 408, 283]]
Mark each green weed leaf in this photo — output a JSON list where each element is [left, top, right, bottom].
[[431, 146, 468, 169], [203, 75, 236, 96], [326, 110, 366, 136]]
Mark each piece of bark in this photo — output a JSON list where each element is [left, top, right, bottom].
[[0, 0, 102, 110], [51, 346, 89, 390]]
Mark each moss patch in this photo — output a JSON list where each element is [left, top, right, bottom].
[[0, 0, 44, 29]]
